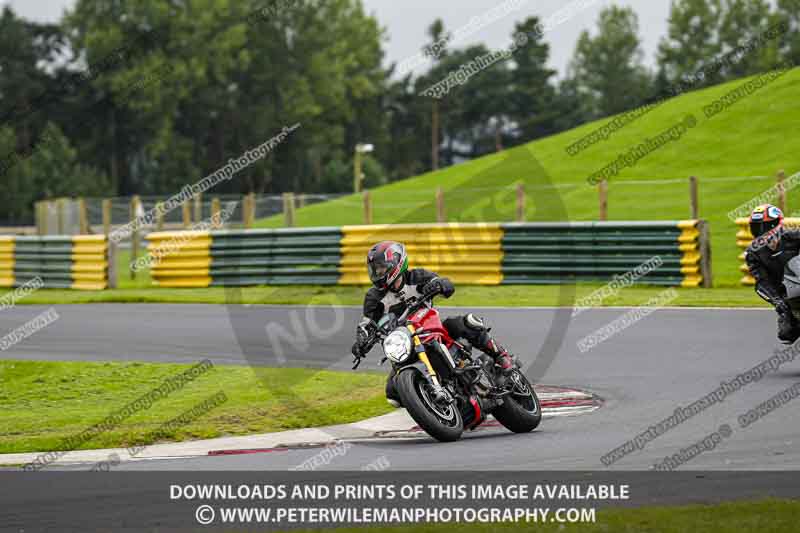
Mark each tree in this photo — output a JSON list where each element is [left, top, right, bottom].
[[657, 0, 724, 85], [26, 122, 109, 199], [62, 0, 388, 197], [567, 6, 652, 120], [0, 123, 108, 223], [718, 0, 777, 78], [0, 6, 67, 172], [775, 0, 800, 65], [551, 77, 590, 134], [415, 42, 513, 166], [507, 16, 558, 143]]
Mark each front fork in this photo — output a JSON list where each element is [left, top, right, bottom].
[[402, 324, 451, 404]]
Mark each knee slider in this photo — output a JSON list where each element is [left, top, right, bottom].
[[464, 313, 488, 332]]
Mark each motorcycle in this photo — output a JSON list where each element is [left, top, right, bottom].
[[352, 293, 541, 442], [783, 256, 800, 319]]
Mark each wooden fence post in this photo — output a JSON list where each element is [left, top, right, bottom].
[[35, 201, 45, 235], [516, 183, 525, 222], [182, 202, 191, 228], [155, 202, 164, 231], [242, 194, 250, 228], [363, 191, 373, 225], [598, 180, 608, 221], [130, 195, 141, 280], [436, 186, 445, 223], [283, 192, 296, 227], [689, 176, 699, 219], [777, 169, 786, 213], [56, 198, 65, 234], [193, 192, 203, 223], [107, 240, 118, 289], [102, 199, 111, 237], [78, 198, 89, 234], [698, 220, 713, 288], [211, 197, 221, 228], [248, 192, 256, 227]]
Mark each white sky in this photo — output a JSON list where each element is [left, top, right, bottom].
[[2, 0, 672, 79]]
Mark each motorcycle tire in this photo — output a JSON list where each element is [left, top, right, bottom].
[[396, 369, 463, 442], [492, 370, 542, 433]]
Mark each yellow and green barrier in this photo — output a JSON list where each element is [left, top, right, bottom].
[[339, 223, 503, 285], [148, 228, 342, 287], [147, 220, 710, 288], [0, 235, 111, 290], [502, 221, 708, 287], [735, 217, 800, 285]]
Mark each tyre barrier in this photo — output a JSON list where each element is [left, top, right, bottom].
[[501, 220, 708, 287], [338, 223, 504, 285], [0, 235, 111, 290], [147, 228, 342, 287], [147, 220, 709, 288]]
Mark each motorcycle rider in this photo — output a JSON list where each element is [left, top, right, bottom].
[[744, 204, 800, 344], [350, 241, 517, 407]]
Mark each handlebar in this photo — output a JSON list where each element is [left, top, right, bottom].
[[350, 294, 435, 369]]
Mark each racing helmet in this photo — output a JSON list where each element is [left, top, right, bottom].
[[749, 204, 784, 238], [366, 241, 408, 291]]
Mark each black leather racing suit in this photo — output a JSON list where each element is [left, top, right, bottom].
[[355, 268, 509, 402], [745, 229, 800, 342]]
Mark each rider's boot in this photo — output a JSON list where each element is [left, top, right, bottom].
[[463, 314, 517, 375], [484, 337, 516, 375]]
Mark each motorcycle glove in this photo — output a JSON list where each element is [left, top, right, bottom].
[[422, 280, 441, 298], [352, 319, 374, 357], [776, 299, 792, 318], [351, 341, 365, 358], [422, 277, 454, 299]]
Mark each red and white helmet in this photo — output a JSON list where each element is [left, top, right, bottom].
[[366, 241, 408, 291]]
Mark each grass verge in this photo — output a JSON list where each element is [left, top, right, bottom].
[[300, 498, 798, 533], [0, 360, 392, 454], [0, 284, 770, 308]]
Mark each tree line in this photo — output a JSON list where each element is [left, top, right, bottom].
[[0, 0, 797, 223]]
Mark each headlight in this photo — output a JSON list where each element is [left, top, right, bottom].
[[383, 329, 412, 363]]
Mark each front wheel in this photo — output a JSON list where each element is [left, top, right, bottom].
[[492, 370, 542, 433], [395, 369, 463, 442]]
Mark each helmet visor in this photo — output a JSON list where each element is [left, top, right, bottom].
[[368, 258, 392, 287], [750, 219, 780, 238]]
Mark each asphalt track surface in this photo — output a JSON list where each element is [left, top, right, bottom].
[[2, 303, 799, 474]]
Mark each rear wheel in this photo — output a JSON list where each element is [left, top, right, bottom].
[[396, 369, 463, 442], [492, 370, 542, 433]]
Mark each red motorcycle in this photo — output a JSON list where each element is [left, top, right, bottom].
[[353, 294, 541, 442]]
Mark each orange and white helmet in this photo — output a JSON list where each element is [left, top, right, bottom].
[[749, 204, 783, 238]]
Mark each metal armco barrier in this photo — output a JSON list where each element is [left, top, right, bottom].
[[148, 228, 342, 287], [502, 221, 709, 288], [147, 221, 710, 288], [735, 217, 800, 286], [0, 235, 112, 290]]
